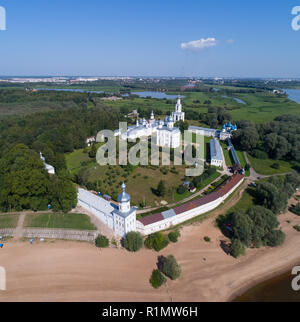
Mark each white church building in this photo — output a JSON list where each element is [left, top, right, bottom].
[[118, 96, 184, 149], [172, 96, 185, 122], [78, 183, 137, 238]]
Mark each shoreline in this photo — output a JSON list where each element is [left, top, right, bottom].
[[0, 190, 299, 302], [227, 257, 300, 302]]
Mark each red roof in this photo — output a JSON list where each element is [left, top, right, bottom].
[[138, 174, 244, 227], [139, 213, 164, 226]]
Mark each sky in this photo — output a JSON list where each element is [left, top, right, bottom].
[[0, 0, 299, 77]]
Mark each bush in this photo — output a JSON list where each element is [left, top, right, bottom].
[[230, 239, 246, 258], [168, 230, 180, 243], [204, 236, 211, 243], [293, 225, 300, 232], [177, 185, 187, 195], [95, 234, 109, 248], [161, 255, 181, 280], [271, 162, 280, 170], [149, 269, 166, 289], [123, 231, 143, 252], [263, 230, 286, 247], [145, 232, 169, 252], [291, 203, 300, 216], [251, 149, 268, 160], [156, 180, 166, 197]]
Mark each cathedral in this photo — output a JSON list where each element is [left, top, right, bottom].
[[119, 96, 184, 149]]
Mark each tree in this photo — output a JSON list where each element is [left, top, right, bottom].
[[231, 239, 246, 258], [206, 113, 218, 128], [156, 180, 166, 197], [50, 176, 77, 213], [123, 231, 143, 252], [232, 127, 259, 151], [149, 269, 166, 289], [175, 120, 189, 133], [161, 255, 181, 280], [95, 234, 109, 248], [0, 144, 50, 212], [256, 182, 288, 214], [89, 144, 97, 159], [145, 232, 169, 252], [247, 206, 280, 247], [177, 185, 187, 195], [291, 203, 300, 216], [263, 230, 286, 247], [168, 230, 180, 243], [232, 210, 254, 247]]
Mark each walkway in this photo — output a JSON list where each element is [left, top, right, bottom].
[[244, 152, 293, 181], [73, 206, 115, 239], [14, 212, 26, 240], [137, 170, 225, 215]]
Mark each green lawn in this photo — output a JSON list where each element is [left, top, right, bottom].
[[221, 143, 250, 176], [247, 154, 295, 175], [24, 213, 96, 230], [226, 187, 255, 215], [172, 171, 221, 202], [0, 214, 19, 229], [105, 90, 300, 124]]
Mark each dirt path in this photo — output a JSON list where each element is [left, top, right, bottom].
[[244, 152, 293, 181], [13, 213, 26, 240], [137, 171, 226, 215]]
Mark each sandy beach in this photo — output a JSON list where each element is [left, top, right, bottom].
[[0, 189, 300, 302]]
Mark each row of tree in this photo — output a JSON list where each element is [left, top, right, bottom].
[[0, 144, 77, 213], [232, 115, 300, 163]]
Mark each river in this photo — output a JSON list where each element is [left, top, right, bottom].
[[283, 88, 300, 104], [234, 269, 300, 302]]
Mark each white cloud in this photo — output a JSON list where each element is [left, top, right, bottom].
[[226, 39, 234, 44], [181, 38, 217, 51]]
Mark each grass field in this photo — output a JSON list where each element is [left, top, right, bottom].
[[24, 213, 96, 230], [247, 154, 296, 175], [0, 214, 19, 229], [105, 90, 300, 124], [226, 187, 255, 215], [220, 142, 250, 176]]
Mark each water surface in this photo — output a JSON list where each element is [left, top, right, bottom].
[[283, 88, 300, 104], [234, 270, 300, 302]]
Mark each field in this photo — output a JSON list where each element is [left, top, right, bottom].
[[0, 214, 19, 229], [65, 134, 218, 207], [1, 83, 299, 123], [226, 187, 255, 215], [23, 213, 96, 231], [220, 142, 250, 176], [247, 154, 296, 175], [105, 90, 300, 124]]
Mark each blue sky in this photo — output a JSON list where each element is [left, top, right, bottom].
[[0, 0, 299, 77]]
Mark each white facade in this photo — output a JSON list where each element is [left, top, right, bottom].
[[210, 139, 223, 167], [117, 96, 184, 149], [172, 96, 185, 122], [40, 152, 55, 175], [156, 116, 181, 148], [189, 123, 238, 141], [78, 175, 244, 237], [188, 126, 218, 138], [137, 175, 244, 235], [77, 183, 136, 238]]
